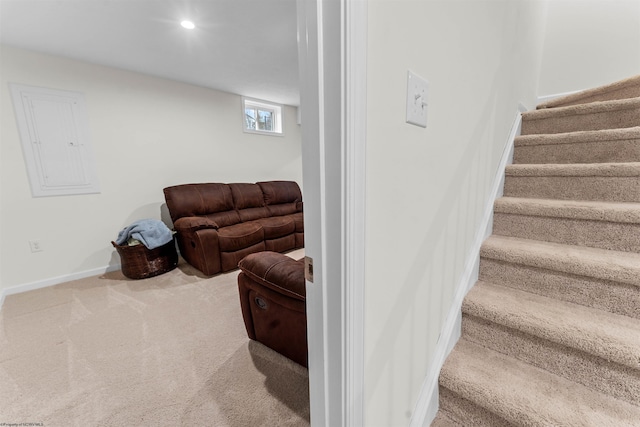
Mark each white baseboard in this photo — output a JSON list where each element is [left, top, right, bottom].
[[0, 264, 121, 310], [410, 106, 524, 427], [537, 89, 583, 105]]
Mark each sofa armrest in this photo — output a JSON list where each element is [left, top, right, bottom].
[[296, 201, 303, 212], [174, 216, 219, 232], [238, 251, 306, 301]]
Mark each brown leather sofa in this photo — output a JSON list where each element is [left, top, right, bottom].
[[237, 251, 307, 367], [163, 181, 303, 276]]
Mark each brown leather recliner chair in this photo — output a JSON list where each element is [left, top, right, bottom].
[[237, 251, 308, 367]]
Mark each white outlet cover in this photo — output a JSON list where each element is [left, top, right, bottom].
[[406, 70, 429, 128]]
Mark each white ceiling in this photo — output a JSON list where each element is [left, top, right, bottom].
[[0, 0, 301, 106]]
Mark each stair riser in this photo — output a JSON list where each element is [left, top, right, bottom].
[[479, 257, 640, 319], [521, 107, 640, 135], [514, 140, 640, 164], [438, 387, 512, 427], [504, 176, 640, 202], [462, 314, 640, 406], [493, 213, 640, 253]]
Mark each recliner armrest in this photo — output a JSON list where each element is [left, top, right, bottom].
[[174, 216, 219, 232], [238, 251, 305, 301]]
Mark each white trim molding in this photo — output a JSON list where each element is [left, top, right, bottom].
[[409, 106, 525, 427], [344, 0, 367, 425], [537, 89, 583, 105], [296, 0, 367, 424], [0, 264, 121, 311]]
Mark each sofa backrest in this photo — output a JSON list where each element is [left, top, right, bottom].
[[163, 183, 241, 227], [257, 181, 302, 216], [163, 181, 302, 226], [229, 183, 270, 222]]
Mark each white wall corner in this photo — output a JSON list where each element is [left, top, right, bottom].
[[409, 108, 522, 427]]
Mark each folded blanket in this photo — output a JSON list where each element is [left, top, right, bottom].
[[115, 219, 173, 250]]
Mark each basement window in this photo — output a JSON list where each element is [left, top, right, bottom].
[[242, 97, 283, 136]]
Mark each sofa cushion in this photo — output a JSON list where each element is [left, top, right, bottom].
[[266, 202, 297, 216], [218, 222, 264, 252], [256, 216, 295, 239], [291, 212, 304, 233], [230, 183, 265, 209], [230, 183, 270, 222], [204, 211, 241, 228], [257, 181, 302, 205], [265, 234, 296, 253], [163, 183, 235, 222]]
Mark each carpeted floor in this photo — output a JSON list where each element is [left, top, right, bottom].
[[0, 248, 310, 427], [433, 74, 640, 425]]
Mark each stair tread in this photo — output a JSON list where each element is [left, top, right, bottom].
[[523, 97, 640, 121], [441, 339, 640, 427], [515, 126, 640, 147], [495, 196, 640, 223], [464, 281, 640, 369], [481, 235, 640, 287], [505, 161, 640, 176]]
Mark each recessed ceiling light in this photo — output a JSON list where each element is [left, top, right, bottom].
[[180, 20, 195, 30]]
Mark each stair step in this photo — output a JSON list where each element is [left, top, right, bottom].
[[537, 74, 640, 109], [513, 126, 640, 164], [435, 386, 511, 427], [440, 339, 640, 427], [462, 281, 640, 405], [430, 408, 464, 427], [481, 235, 640, 288], [479, 236, 640, 319], [522, 97, 640, 135], [493, 197, 640, 253], [504, 162, 640, 202], [464, 281, 640, 370]]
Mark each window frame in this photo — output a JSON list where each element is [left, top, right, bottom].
[[242, 97, 284, 136]]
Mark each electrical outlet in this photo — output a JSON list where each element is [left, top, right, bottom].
[[29, 239, 43, 252]]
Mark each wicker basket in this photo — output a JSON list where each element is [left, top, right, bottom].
[[111, 238, 178, 280]]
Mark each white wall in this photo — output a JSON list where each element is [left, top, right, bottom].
[[0, 45, 302, 293], [539, 0, 640, 96], [363, 1, 548, 425]]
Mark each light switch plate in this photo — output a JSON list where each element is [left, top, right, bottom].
[[406, 70, 428, 128]]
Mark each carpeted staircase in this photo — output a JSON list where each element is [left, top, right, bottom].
[[432, 75, 640, 426]]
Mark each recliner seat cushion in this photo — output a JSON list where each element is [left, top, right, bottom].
[[218, 222, 264, 252], [256, 216, 296, 239]]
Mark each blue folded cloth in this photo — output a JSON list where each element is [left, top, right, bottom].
[[116, 219, 173, 250]]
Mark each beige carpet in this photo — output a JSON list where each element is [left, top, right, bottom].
[[0, 248, 309, 427], [432, 74, 640, 426]]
